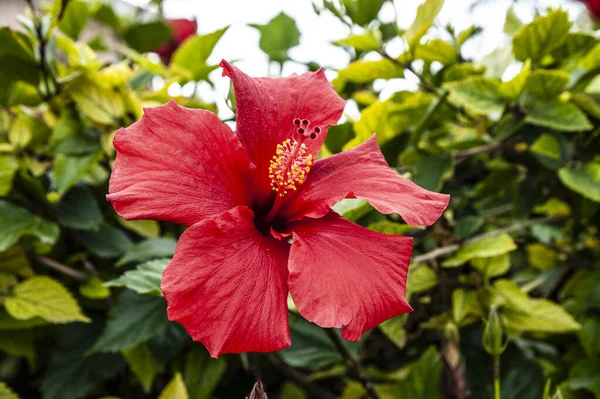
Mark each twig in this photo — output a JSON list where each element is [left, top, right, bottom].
[[412, 216, 558, 264], [36, 256, 88, 281], [324, 329, 381, 399], [269, 353, 336, 399], [455, 142, 506, 160]]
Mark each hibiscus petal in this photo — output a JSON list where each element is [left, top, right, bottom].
[[220, 60, 345, 203], [286, 212, 413, 341], [279, 135, 450, 226], [108, 100, 255, 226], [162, 206, 291, 357]]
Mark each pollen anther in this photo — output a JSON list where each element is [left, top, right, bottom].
[[269, 138, 313, 196]]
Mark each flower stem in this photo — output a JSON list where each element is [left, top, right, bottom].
[[493, 355, 501, 399], [324, 329, 380, 399]]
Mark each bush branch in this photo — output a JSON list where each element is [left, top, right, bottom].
[[36, 256, 88, 281]]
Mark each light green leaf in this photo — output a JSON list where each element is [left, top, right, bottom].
[[116, 217, 160, 238], [8, 116, 32, 149], [526, 100, 592, 132], [159, 373, 189, 399], [116, 238, 176, 267], [76, 223, 133, 258], [348, 101, 395, 148], [58, 0, 97, 39], [0, 200, 59, 251], [367, 221, 417, 235], [54, 152, 103, 194], [333, 31, 381, 52], [0, 382, 20, 399], [184, 346, 227, 399], [5, 276, 90, 324], [342, 0, 385, 26], [67, 77, 124, 125], [122, 344, 161, 393], [90, 290, 168, 353], [452, 288, 483, 326], [472, 254, 510, 278], [524, 70, 570, 98], [106, 259, 168, 296], [526, 243, 560, 270], [443, 233, 517, 267], [405, 0, 445, 49], [414, 39, 458, 65], [0, 154, 18, 196], [494, 280, 580, 333], [379, 315, 407, 349], [79, 277, 111, 300], [578, 43, 600, 71], [57, 185, 103, 230], [338, 58, 404, 83], [533, 198, 571, 217], [251, 13, 299, 64], [504, 7, 523, 36], [407, 263, 438, 295], [530, 134, 561, 160], [500, 59, 530, 100], [558, 162, 600, 202], [445, 77, 505, 115], [512, 9, 572, 62], [171, 27, 228, 81]]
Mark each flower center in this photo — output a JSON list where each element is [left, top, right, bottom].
[[268, 118, 322, 198]]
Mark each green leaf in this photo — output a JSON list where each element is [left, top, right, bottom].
[[472, 254, 511, 278], [159, 373, 189, 399], [123, 21, 172, 53], [530, 134, 561, 160], [57, 185, 103, 230], [116, 217, 160, 238], [404, 0, 445, 49], [494, 279, 580, 333], [184, 346, 227, 399], [454, 215, 484, 240], [578, 317, 600, 357], [524, 70, 570, 98], [504, 7, 523, 36], [512, 9, 572, 62], [397, 346, 443, 398], [0, 28, 39, 85], [58, 0, 96, 39], [333, 31, 381, 52], [526, 100, 592, 132], [76, 223, 133, 258], [414, 153, 454, 191], [558, 162, 600, 203], [67, 77, 124, 125], [367, 221, 417, 235], [41, 320, 126, 399], [116, 238, 176, 267], [445, 77, 505, 115], [443, 233, 517, 267], [0, 154, 18, 196], [0, 308, 47, 330], [379, 315, 407, 349], [533, 198, 571, 217], [90, 290, 168, 353], [0, 382, 20, 399], [5, 276, 90, 324], [0, 200, 59, 251], [452, 288, 483, 326], [407, 263, 439, 295], [0, 329, 35, 363], [414, 39, 458, 65], [526, 243, 560, 270], [8, 115, 32, 149], [500, 59, 530, 100], [342, 0, 385, 26], [54, 152, 103, 194], [79, 277, 110, 300], [122, 344, 161, 393], [106, 259, 168, 296], [252, 13, 299, 64], [338, 58, 404, 83], [171, 27, 228, 81], [568, 358, 600, 396]]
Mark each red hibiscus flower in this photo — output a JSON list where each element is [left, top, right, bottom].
[[154, 18, 198, 64], [107, 60, 450, 358], [579, 0, 600, 19]]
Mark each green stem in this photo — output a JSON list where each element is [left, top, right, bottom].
[[493, 355, 501, 399]]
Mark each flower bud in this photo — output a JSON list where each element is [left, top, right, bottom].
[[483, 305, 508, 356]]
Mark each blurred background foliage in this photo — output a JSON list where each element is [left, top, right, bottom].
[[1, 0, 600, 398]]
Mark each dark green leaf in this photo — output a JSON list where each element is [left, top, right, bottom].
[[123, 21, 173, 53], [76, 223, 133, 258], [57, 185, 103, 230], [0, 200, 59, 251], [252, 13, 300, 63], [116, 238, 176, 267]]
